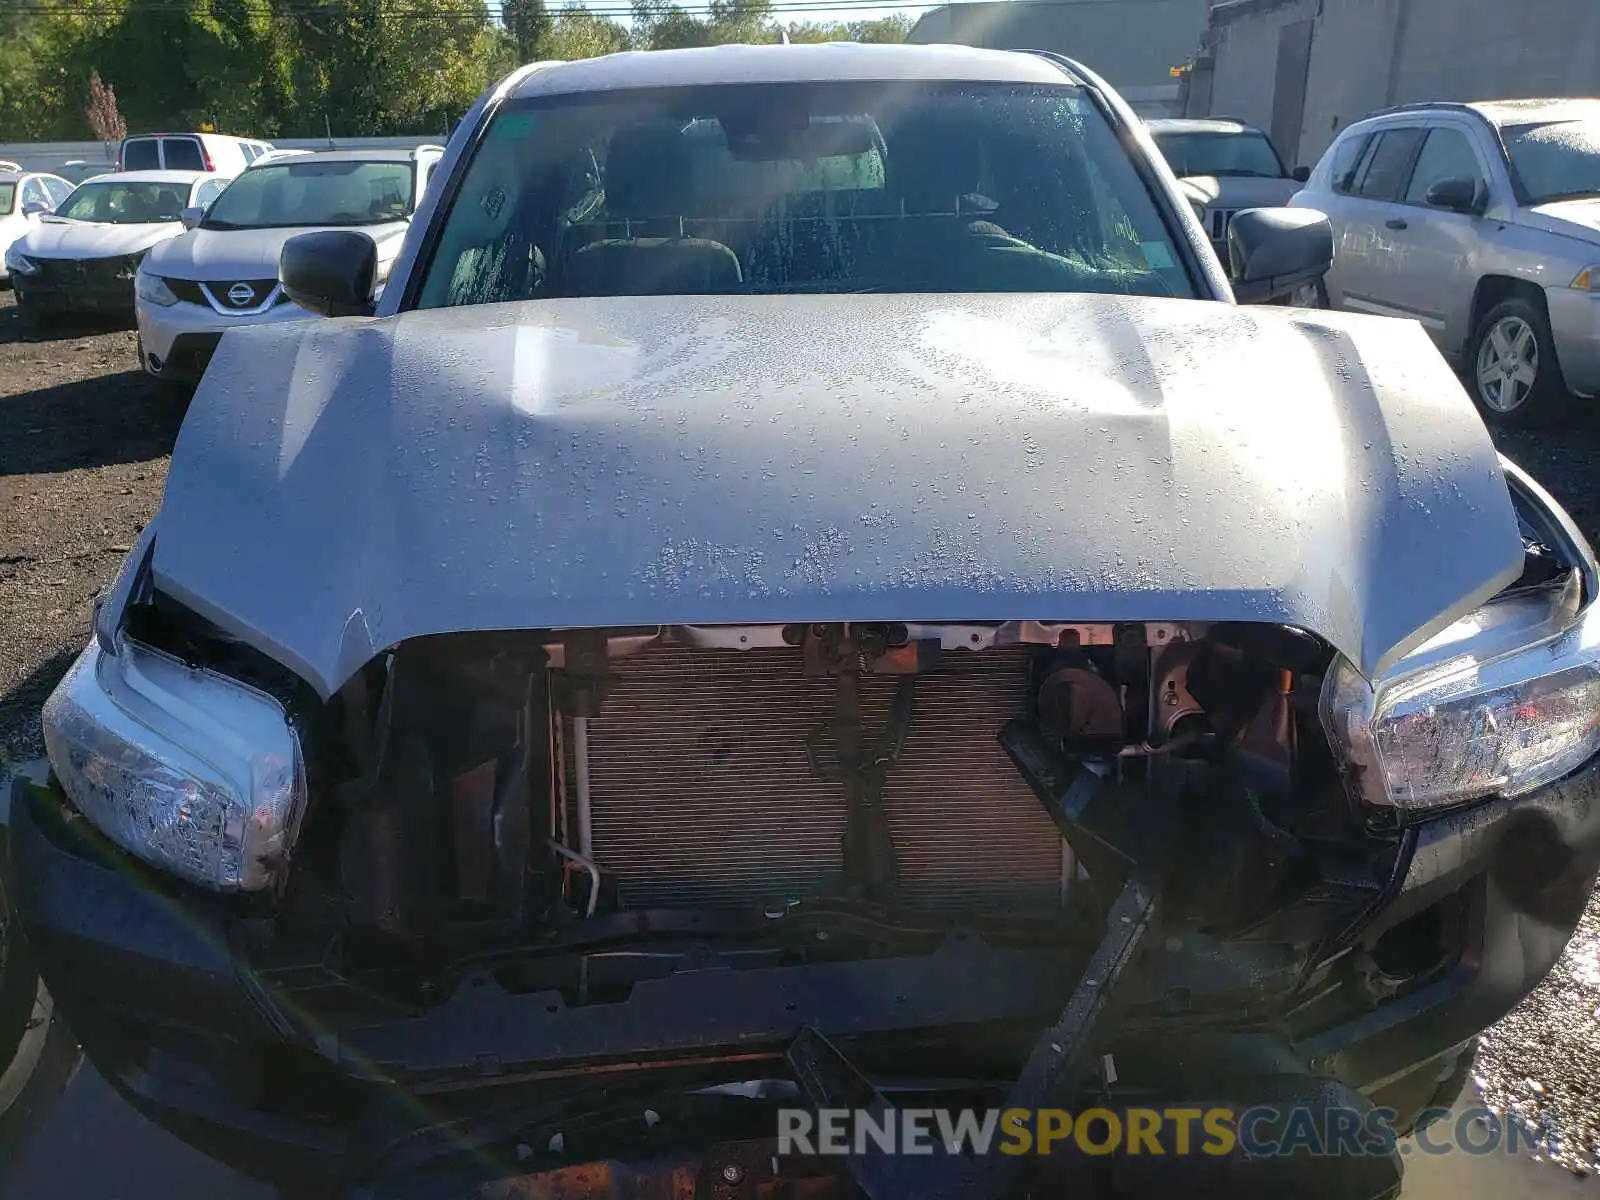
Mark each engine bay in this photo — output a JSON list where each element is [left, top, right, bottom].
[[212, 616, 1416, 1018]]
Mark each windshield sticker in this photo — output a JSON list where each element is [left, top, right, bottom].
[[481, 185, 507, 221]]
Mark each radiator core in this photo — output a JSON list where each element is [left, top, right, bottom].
[[562, 645, 1066, 912]]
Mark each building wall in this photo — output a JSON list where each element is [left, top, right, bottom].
[[908, 0, 1207, 92], [1204, 0, 1316, 130], [1295, 0, 1404, 163], [1200, 0, 1600, 170]]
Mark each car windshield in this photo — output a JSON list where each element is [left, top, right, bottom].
[[415, 81, 1195, 309], [202, 159, 415, 230], [1503, 117, 1600, 203], [53, 180, 190, 223], [1150, 130, 1287, 178], [0, 182, 14, 215]]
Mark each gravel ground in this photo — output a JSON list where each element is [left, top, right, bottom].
[[2, 286, 1600, 1186], [0, 290, 183, 769]]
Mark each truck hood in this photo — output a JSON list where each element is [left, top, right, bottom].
[[143, 220, 410, 281], [1175, 176, 1304, 209], [153, 292, 1524, 700], [1519, 197, 1600, 244], [20, 218, 180, 260]]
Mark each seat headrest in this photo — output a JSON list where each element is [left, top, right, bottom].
[[604, 121, 695, 220], [886, 110, 984, 215]]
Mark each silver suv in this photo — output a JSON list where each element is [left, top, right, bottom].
[[1291, 98, 1600, 426]]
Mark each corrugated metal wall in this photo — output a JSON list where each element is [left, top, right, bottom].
[[1197, 0, 1600, 170]]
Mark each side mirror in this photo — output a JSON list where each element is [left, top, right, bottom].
[[1292, 165, 1312, 183], [21, 200, 50, 217], [1227, 207, 1334, 304], [181, 205, 204, 230], [1424, 177, 1487, 216], [280, 229, 378, 318]]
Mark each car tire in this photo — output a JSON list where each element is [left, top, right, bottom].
[[1469, 298, 1569, 428]]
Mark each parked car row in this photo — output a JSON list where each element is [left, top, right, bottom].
[[5, 171, 231, 320], [1148, 99, 1600, 428], [136, 143, 443, 384], [2, 135, 445, 390]]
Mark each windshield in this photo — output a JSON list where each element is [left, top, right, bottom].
[[202, 159, 415, 230], [415, 82, 1194, 309], [53, 180, 190, 223], [1150, 130, 1287, 178], [1503, 117, 1600, 204], [0, 182, 14, 215]]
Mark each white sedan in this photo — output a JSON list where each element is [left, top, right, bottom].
[[3, 170, 231, 323], [0, 168, 74, 283]]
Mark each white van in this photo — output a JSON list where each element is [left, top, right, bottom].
[[117, 133, 274, 175]]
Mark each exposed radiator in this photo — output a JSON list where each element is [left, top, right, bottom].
[[562, 645, 1066, 912]]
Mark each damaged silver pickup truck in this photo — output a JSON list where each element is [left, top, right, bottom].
[[11, 43, 1600, 1200]]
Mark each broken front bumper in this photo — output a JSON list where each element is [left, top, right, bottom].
[[11, 757, 1600, 1192]]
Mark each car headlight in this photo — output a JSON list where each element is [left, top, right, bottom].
[[41, 638, 307, 892], [135, 269, 178, 307], [3, 244, 38, 275], [1322, 586, 1600, 815], [1572, 265, 1600, 293]]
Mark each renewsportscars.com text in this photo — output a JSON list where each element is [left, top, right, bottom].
[[777, 1105, 1555, 1158]]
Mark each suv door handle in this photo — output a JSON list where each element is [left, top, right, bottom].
[[1385, 217, 1409, 230]]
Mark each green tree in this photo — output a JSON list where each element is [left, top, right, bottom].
[[502, 0, 551, 63], [543, 7, 630, 59], [785, 14, 911, 43]]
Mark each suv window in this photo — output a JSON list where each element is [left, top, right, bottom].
[[1403, 128, 1483, 205], [1354, 127, 1426, 200], [20, 179, 49, 210], [163, 137, 205, 170], [1327, 132, 1373, 194], [415, 82, 1196, 309], [122, 139, 160, 170], [195, 177, 228, 207], [43, 177, 73, 205]]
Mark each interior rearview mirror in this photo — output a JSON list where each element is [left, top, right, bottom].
[[181, 205, 204, 230], [1292, 166, 1312, 183], [1424, 177, 1487, 216], [280, 229, 378, 318], [1226, 207, 1335, 305]]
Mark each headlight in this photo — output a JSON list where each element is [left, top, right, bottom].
[[1322, 588, 1600, 815], [42, 639, 307, 891], [1572, 265, 1600, 293], [135, 269, 178, 307], [3, 244, 38, 275]]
